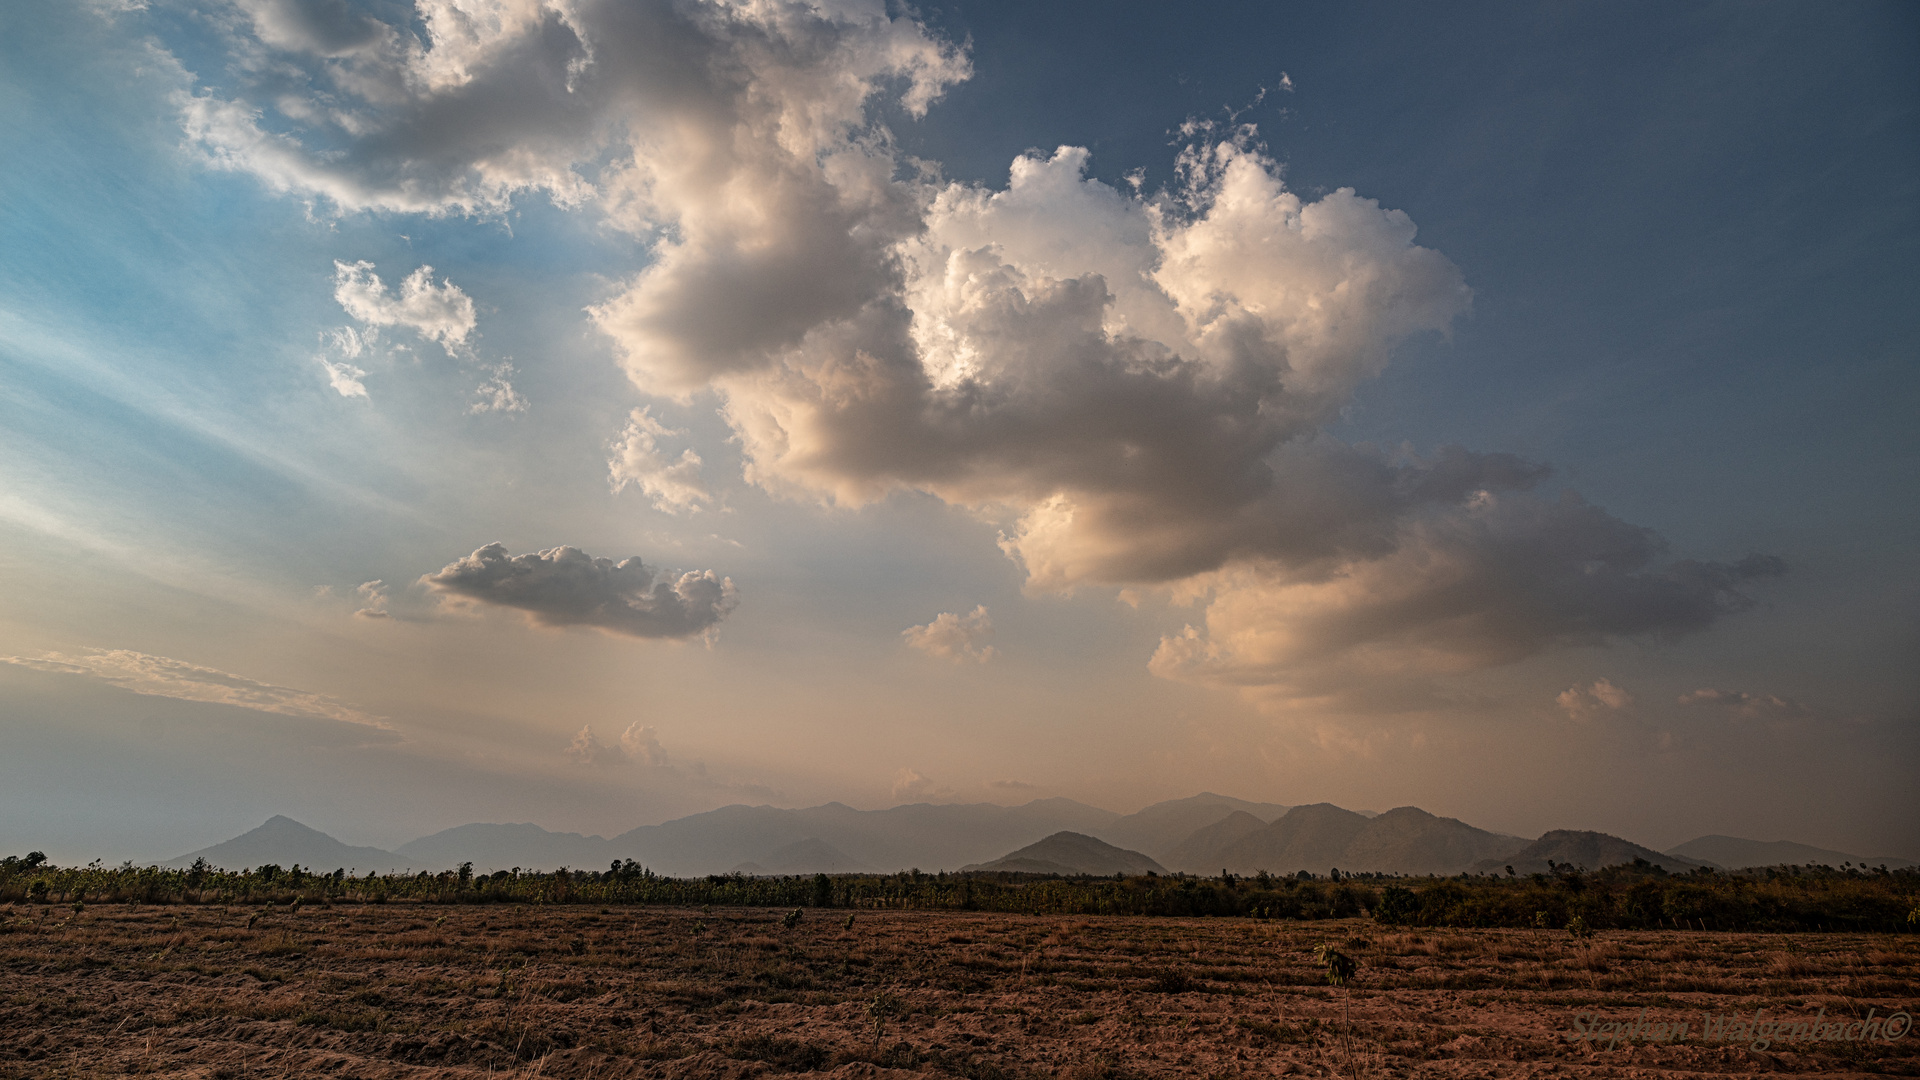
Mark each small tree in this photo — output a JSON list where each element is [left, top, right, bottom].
[[1313, 942, 1363, 1079]]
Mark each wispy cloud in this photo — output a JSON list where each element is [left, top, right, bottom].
[[0, 648, 389, 730]]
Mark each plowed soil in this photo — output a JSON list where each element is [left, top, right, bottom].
[[3, 902, 1915, 1078]]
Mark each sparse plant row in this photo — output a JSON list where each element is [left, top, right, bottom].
[[1, 853, 1913, 933]]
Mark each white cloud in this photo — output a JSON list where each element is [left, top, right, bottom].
[[332, 261, 476, 355], [609, 407, 710, 514], [902, 605, 995, 663], [421, 543, 736, 640], [469, 362, 526, 414], [0, 648, 389, 730], [317, 356, 369, 398]]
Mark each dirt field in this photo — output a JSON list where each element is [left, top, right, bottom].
[[2, 901, 1915, 1078]]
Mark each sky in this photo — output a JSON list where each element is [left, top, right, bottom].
[[1, 0, 1915, 864]]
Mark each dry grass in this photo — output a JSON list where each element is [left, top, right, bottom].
[[0, 901, 1914, 1077]]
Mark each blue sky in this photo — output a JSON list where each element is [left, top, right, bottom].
[[1, 0, 1913, 862]]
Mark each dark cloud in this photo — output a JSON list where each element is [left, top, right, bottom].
[[423, 544, 735, 640], [1151, 491, 1787, 702]]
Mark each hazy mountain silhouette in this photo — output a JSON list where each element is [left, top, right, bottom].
[[730, 838, 875, 875], [607, 798, 1122, 875], [1096, 793, 1289, 859], [1216, 803, 1373, 874], [1335, 807, 1528, 875], [1475, 830, 1713, 875], [165, 816, 410, 874], [1159, 810, 1270, 874], [961, 832, 1165, 875], [396, 823, 614, 872], [1666, 835, 1915, 871], [161, 800, 1859, 882], [1199, 804, 1526, 876]]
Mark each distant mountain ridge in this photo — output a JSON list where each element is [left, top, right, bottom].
[[159, 801, 1912, 881], [1664, 835, 1915, 871]]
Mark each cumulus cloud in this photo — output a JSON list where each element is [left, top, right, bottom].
[[0, 648, 390, 730], [565, 723, 620, 765], [989, 778, 1036, 791], [902, 605, 995, 663], [181, 0, 967, 220], [333, 261, 476, 355], [609, 407, 710, 513], [1557, 677, 1634, 719], [618, 722, 672, 767], [891, 767, 955, 802], [189, 1, 1784, 704], [566, 722, 682, 768], [354, 579, 389, 618], [421, 543, 736, 639]]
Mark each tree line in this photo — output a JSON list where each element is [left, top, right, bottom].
[[2, 852, 1913, 933]]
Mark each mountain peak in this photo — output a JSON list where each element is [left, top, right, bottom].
[[962, 831, 1165, 876]]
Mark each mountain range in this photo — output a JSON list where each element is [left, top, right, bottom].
[[161, 794, 1915, 879]]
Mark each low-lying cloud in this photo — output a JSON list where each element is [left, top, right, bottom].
[[892, 767, 956, 802], [1680, 688, 1813, 722], [422, 543, 736, 640]]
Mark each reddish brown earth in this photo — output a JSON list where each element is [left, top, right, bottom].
[[3, 902, 1915, 1078]]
